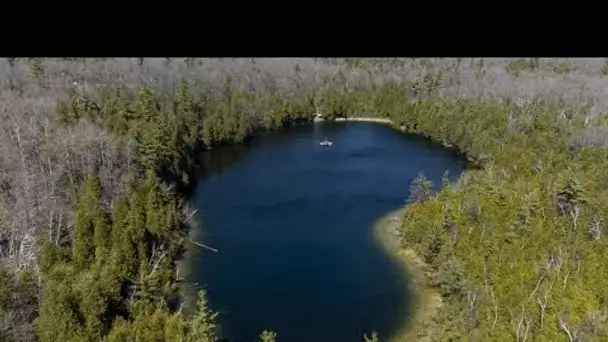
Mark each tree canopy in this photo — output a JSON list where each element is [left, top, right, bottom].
[[2, 58, 608, 341]]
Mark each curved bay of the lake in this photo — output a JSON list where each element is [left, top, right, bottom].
[[184, 122, 467, 342]]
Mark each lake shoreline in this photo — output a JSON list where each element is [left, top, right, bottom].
[[314, 116, 392, 124], [314, 115, 474, 162], [183, 116, 459, 340], [372, 209, 442, 342]]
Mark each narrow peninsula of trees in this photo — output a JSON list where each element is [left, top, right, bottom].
[[1, 57, 608, 341]]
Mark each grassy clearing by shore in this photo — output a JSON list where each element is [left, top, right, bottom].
[[335, 117, 393, 124], [313, 116, 393, 124], [373, 209, 443, 342]]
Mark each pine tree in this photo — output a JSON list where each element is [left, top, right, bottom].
[[39, 240, 69, 275], [36, 264, 83, 342], [135, 87, 160, 122], [176, 78, 193, 115], [144, 170, 168, 237], [73, 174, 109, 269], [137, 119, 172, 172], [602, 58, 608, 76], [127, 188, 150, 276], [27, 58, 45, 85], [258, 330, 277, 342], [110, 196, 136, 278], [188, 290, 219, 342]]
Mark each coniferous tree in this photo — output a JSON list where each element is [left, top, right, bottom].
[[258, 330, 277, 342], [73, 174, 109, 269], [188, 290, 220, 342], [602, 58, 608, 76], [27, 58, 45, 85]]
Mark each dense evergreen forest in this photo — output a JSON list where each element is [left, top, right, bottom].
[[1, 57, 608, 341]]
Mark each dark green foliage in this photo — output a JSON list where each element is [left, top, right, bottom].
[[259, 330, 277, 342], [3, 58, 605, 341], [602, 58, 608, 76], [36, 170, 198, 341], [27, 58, 45, 85], [37, 264, 83, 342], [73, 174, 109, 270], [56, 92, 102, 126], [39, 240, 70, 274], [38, 74, 598, 340], [0, 266, 38, 342], [506, 58, 539, 77], [392, 95, 608, 340], [55, 79, 316, 194], [187, 290, 220, 342]]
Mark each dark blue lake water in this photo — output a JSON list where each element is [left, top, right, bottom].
[[185, 122, 467, 342]]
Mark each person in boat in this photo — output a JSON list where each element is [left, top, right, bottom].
[[320, 137, 332, 146]]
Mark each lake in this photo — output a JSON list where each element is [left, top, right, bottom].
[[184, 121, 467, 342]]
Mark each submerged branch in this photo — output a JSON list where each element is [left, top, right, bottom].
[[189, 238, 219, 253]]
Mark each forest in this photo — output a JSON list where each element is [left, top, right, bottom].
[[1, 57, 608, 341]]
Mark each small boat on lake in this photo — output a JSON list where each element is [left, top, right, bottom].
[[319, 138, 333, 147]]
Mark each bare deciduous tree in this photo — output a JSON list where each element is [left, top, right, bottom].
[[509, 304, 532, 342], [0, 57, 607, 341], [588, 214, 603, 240], [536, 277, 555, 329], [559, 315, 582, 342]]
